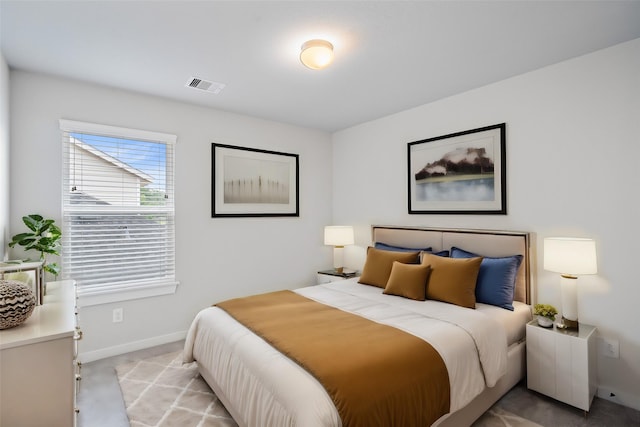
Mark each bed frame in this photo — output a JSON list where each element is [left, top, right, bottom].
[[196, 225, 533, 427], [371, 225, 532, 426]]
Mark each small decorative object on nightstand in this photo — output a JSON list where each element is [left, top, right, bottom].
[[526, 319, 596, 412], [317, 269, 358, 285], [533, 303, 558, 328]]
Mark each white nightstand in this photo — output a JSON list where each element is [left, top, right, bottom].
[[316, 269, 358, 285], [526, 319, 597, 412]]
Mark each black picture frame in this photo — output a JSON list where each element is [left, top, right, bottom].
[[212, 143, 299, 217], [407, 123, 506, 215]]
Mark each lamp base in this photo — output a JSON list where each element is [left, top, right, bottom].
[[557, 316, 579, 331]]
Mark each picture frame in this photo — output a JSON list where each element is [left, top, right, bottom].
[[212, 143, 299, 217], [407, 123, 506, 215]]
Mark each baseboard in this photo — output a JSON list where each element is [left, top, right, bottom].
[[79, 330, 187, 363], [597, 387, 640, 411]]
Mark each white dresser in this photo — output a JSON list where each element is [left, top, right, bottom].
[[0, 280, 79, 427]]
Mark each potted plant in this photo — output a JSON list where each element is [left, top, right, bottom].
[[8, 214, 62, 278], [533, 303, 558, 328]]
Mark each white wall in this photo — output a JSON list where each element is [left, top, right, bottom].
[[0, 52, 9, 260], [333, 38, 640, 410], [9, 71, 334, 360]]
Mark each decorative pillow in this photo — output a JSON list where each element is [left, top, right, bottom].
[[375, 242, 432, 253], [422, 253, 482, 309], [450, 247, 523, 311], [419, 250, 450, 262], [358, 247, 421, 288], [383, 261, 432, 301]]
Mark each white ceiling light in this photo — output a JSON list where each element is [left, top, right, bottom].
[[300, 39, 334, 70]]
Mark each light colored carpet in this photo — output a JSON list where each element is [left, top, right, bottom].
[[116, 351, 237, 427], [116, 350, 543, 427]]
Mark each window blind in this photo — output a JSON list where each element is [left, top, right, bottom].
[[60, 120, 177, 300]]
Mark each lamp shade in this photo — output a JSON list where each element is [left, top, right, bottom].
[[544, 237, 597, 276], [324, 226, 354, 246], [300, 39, 334, 70]]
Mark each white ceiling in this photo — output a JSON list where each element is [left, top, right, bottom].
[[2, 1, 640, 132]]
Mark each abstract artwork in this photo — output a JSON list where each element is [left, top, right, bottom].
[[407, 123, 506, 214], [212, 143, 299, 217]]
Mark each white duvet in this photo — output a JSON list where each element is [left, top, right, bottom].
[[184, 278, 509, 427]]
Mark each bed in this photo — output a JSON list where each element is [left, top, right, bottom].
[[184, 226, 533, 426]]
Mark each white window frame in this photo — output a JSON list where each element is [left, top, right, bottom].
[[60, 119, 178, 307]]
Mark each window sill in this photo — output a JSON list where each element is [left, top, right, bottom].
[[77, 281, 179, 307]]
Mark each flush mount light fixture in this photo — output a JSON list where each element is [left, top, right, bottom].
[[300, 39, 334, 70]]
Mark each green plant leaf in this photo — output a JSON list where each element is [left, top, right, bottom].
[[38, 236, 59, 245], [41, 247, 60, 256], [23, 215, 42, 232], [17, 237, 37, 247], [44, 263, 60, 277], [49, 224, 62, 237], [11, 215, 62, 271], [37, 222, 52, 235], [9, 233, 34, 247]]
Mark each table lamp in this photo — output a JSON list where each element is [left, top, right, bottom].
[[543, 237, 597, 330], [324, 226, 354, 274]]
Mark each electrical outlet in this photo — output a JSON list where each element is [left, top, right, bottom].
[[600, 337, 619, 358], [112, 308, 123, 323]]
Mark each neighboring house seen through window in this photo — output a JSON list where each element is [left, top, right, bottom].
[[60, 120, 177, 306]]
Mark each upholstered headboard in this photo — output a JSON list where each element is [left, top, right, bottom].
[[371, 226, 532, 304]]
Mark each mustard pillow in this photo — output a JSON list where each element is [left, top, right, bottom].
[[423, 253, 483, 309], [383, 261, 432, 301], [358, 247, 421, 288]]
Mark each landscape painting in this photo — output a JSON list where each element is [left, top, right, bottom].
[[407, 123, 506, 214], [212, 143, 299, 217]]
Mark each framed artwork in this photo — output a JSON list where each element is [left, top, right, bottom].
[[212, 143, 299, 217], [407, 123, 506, 215]]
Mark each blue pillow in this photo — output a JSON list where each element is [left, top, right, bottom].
[[450, 247, 523, 310], [375, 242, 432, 252], [374, 242, 449, 257], [428, 249, 450, 257]]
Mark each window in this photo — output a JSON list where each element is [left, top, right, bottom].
[[60, 120, 177, 306]]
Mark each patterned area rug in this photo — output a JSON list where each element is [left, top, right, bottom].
[[116, 351, 237, 427], [474, 407, 544, 427], [116, 350, 543, 427]]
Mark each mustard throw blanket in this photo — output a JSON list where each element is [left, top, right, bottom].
[[217, 290, 450, 427]]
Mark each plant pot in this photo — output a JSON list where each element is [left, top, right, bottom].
[[537, 316, 554, 328]]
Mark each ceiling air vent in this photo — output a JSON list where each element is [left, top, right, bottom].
[[185, 77, 226, 94]]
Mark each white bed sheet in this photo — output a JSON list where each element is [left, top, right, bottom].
[[184, 278, 528, 427], [476, 300, 531, 346]]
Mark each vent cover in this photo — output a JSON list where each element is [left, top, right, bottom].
[[185, 77, 226, 94]]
